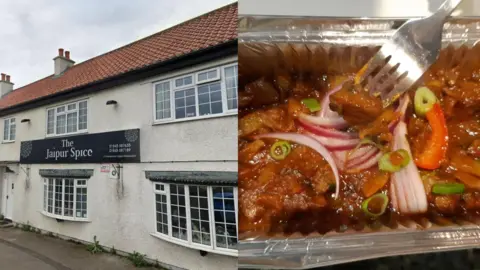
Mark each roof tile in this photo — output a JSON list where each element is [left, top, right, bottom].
[[0, 2, 237, 110]]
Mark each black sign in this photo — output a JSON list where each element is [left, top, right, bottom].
[[20, 129, 140, 164]]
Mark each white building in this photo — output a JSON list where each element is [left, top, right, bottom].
[[0, 3, 238, 270]]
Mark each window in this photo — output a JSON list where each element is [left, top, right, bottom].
[[43, 178, 88, 220], [154, 62, 237, 122], [46, 100, 87, 136], [153, 183, 238, 255], [196, 68, 220, 83], [174, 75, 193, 89], [224, 65, 238, 110], [3, 118, 15, 142]]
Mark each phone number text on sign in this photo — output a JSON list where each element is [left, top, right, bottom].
[[109, 143, 132, 153]]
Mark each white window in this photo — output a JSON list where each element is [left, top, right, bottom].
[[174, 75, 194, 89], [3, 118, 15, 142], [46, 100, 87, 136], [196, 68, 220, 84], [43, 178, 88, 221], [224, 64, 238, 110], [153, 183, 238, 256], [154, 62, 237, 122]]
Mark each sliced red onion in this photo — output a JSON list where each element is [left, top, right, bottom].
[[298, 116, 358, 139], [298, 113, 349, 129], [390, 122, 428, 214], [256, 132, 341, 198], [332, 151, 347, 171], [347, 151, 382, 173], [318, 84, 343, 117], [308, 133, 360, 151], [347, 145, 376, 162], [331, 146, 378, 172], [296, 83, 349, 129], [388, 94, 410, 131], [347, 148, 380, 169]]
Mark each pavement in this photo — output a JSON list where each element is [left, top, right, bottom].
[[0, 226, 159, 270]]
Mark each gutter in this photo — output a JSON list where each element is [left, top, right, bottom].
[[0, 39, 238, 117]]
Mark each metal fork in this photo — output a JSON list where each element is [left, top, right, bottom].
[[355, 0, 463, 108]]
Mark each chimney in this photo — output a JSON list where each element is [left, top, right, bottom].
[[53, 48, 75, 76], [0, 73, 13, 97]]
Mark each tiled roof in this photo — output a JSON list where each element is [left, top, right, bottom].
[[0, 2, 237, 110]]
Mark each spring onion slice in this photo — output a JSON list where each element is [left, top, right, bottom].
[[301, 98, 321, 112], [270, 141, 291, 160], [432, 183, 465, 195], [361, 193, 389, 217], [379, 149, 411, 172], [414, 87, 437, 116]]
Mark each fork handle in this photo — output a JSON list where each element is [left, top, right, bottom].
[[429, 0, 463, 22]]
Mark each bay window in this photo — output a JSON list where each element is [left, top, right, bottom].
[[153, 183, 238, 255], [154, 63, 237, 122], [43, 178, 88, 220], [46, 100, 88, 136]]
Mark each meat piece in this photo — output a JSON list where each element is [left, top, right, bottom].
[[449, 151, 480, 178], [443, 95, 457, 118], [311, 166, 336, 194], [448, 120, 480, 147], [238, 91, 254, 108], [358, 109, 397, 140], [244, 77, 280, 107], [467, 139, 480, 158], [362, 171, 390, 197], [239, 107, 295, 137], [286, 98, 309, 118], [454, 171, 480, 190], [444, 80, 480, 109], [329, 84, 383, 125], [463, 192, 480, 210], [283, 194, 327, 213], [240, 190, 266, 221], [238, 140, 266, 163], [292, 77, 315, 97], [273, 73, 293, 101], [408, 117, 428, 137], [434, 195, 459, 214]]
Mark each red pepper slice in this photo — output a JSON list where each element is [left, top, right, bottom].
[[415, 103, 448, 170]]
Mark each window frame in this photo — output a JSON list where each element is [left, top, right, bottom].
[[45, 99, 88, 138], [222, 63, 239, 111], [172, 75, 194, 90], [195, 67, 220, 84], [152, 183, 238, 257], [3, 117, 15, 142], [41, 178, 90, 222], [152, 62, 238, 124]]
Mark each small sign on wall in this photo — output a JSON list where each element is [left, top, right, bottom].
[[100, 164, 110, 173], [109, 164, 120, 179]]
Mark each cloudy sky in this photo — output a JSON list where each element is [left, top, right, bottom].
[[0, 0, 236, 88]]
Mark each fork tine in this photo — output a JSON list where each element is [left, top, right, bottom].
[[356, 45, 393, 84], [373, 53, 405, 96], [381, 79, 415, 107]]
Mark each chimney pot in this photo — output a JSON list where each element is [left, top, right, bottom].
[[0, 73, 13, 97], [54, 49, 75, 76]]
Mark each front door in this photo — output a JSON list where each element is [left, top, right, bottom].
[[2, 173, 13, 220]]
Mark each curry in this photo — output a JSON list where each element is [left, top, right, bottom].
[[238, 44, 480, 237]]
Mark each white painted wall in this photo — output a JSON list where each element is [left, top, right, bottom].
[[0, 55, 238, 270], [239, 0, 480, 17]]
